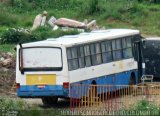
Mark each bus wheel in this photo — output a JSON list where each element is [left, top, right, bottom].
[[88, 84, 99, 106], [42, 97, 58, 106], [129, 75, 135, 94]]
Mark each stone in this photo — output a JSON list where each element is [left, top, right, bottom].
[[2, 58, 12, 67], [0, 57, 5, 61]]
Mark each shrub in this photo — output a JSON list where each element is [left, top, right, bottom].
[[32, 26, 80, 40], [0, 27, 80, 44], [0, 97, 28, 115], [0, 28, 38, 44]]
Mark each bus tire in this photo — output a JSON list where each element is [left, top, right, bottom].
[[88, 82, 98, 106], [42, 97, 58, 106], [129, 74, 135, 94], [129, 75, 135, 85]]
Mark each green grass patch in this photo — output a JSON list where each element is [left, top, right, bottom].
[[0, 44, 15, 53], [0, 0, 159, 53], [0, 0, 160, 45], [0, 97, 28, 115], [120, 100, 160, 116]]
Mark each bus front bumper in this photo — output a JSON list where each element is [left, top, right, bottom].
[[16, 85, 69, 98]]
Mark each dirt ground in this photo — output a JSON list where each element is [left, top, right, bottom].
[[1, 51, 160, 110], [0, 52, 16, 95]]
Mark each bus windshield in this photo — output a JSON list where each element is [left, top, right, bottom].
[[20, 47, 62, 71]]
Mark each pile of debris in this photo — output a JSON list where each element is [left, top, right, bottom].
[[0, 52, 16, 96], [0, 52, 15, 70], [31, 11, 102, 32]]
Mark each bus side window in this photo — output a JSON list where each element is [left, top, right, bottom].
[[122, 37, 133, 58], [78, 46, 85, 68], [112, 39, 122, 60], [126, 37, 132, 47], [67, 48, 72, 70], [67, 47, 79, 70], [90, 43, 102, 65], [101, 41, 112, 63], [84, 45, 92, 67]]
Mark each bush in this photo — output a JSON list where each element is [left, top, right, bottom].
[[0, 28, 38, 44], [32, 26, 80, 40], [0, 27, 80, 44], [0, 97, 28, 115]]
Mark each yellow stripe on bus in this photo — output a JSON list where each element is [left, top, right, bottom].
[[26, 74, 56, 85]]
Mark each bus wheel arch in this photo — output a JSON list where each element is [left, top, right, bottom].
[[87, 80, 98, 105], [91, 80, 97, 85]]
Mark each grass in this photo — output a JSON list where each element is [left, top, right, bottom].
[[0, 98, 160, 116], [0, 97, 28, 113], [0, 0, 159, 34], [120, 100, 160, 115], [0, 0, 160, 53], [0, 97, 66, 116], [0, 44, 15, 53]]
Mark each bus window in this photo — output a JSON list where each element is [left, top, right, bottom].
[[78, 46, 85, 68], [22, 47, 62, 71], [106, 41, 112, 52], [112, 40, 116, 50], [67, 48, 72, 59], [101, 41, 112, 63], [122, 38, 127, 48], [67, 48, 79, 70], [90, 43, 102, 65], [116, 39, 122, 49], [101, 42, 106, 52], [126, 37, 132, 47], [112, 39, 122, 60], [123, 48, 132, 58], [122, 37, 133, 58], [84, 45, 92, 67]]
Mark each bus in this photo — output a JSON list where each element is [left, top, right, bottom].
[[16, 29, 141, 105], [133, 37, 160, 80]]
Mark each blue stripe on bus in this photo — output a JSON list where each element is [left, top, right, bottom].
[[17, 85, 69, 97], [17, 69, 138, 98], [70, 69, 138, 98]]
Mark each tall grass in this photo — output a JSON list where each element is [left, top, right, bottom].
[[0, 0, 160, 39]]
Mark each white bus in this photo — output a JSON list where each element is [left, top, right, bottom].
[[16, 29, 141, 105]]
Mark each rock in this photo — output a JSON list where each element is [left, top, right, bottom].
[[0, 52, 16, 69], [54, 18, 86, 28], [7, 52, 13, 56], [48, 16, 57, 27], [86, 20, 97, 30], [0, 57, 5, 61], [1, 58, 12, 68], [1, 67, 9, 72]]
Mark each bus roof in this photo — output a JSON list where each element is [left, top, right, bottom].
[[22, 29, 140, 47], [46, 29, 139, 46], [145, 37, 160, 40]]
